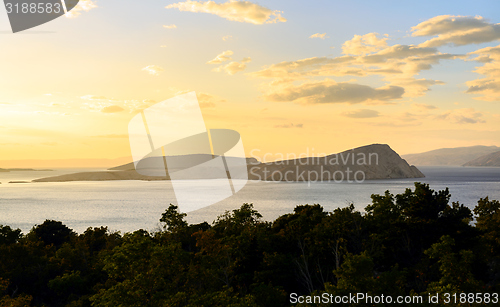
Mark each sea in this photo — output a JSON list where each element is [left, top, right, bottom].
[[1, 166, 499, 234]]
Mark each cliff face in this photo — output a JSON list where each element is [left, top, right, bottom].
[[249, 144, 424, 181], [463, 151, 500, 167], [32, 144, 424, 182], [402, 146, 500, 166]]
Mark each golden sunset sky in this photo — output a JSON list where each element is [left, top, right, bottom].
[[1, 0, 500, 166]]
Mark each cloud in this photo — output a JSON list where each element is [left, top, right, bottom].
[[387, 78, 445, 97], [342, 33, 388, 55], [207, 50, 234, 64], [100, 105, 124, 113], [310, 33, 327, 40], [342, 109, 380, 118], [213, 57, 251, 75], [250, 18, 479, 104], [166, 0, 286, 25], [65, 0, 98, 18], [222, 35, 233, 41], [142, 65, 164, 76], [250, 44, 455, 97], [412, 15, 500, 47], [412, 15, 490, 37], [465, 44, 500, 101], [163, 24, 177, 29], [264, 79, 404, 104], [436, 108, 485, 124], [252, 46, 452, 80], [413, 103, 437, 111], [274, 123, 303, 128], [362, 45, 441, 63]]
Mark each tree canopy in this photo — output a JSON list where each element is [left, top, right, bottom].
[[0, 182, 499, 306]]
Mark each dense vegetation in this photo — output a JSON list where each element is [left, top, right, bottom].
[[1, 182, 500, 306]]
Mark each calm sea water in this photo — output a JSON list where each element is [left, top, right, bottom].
[[0, 166, 499, 233]]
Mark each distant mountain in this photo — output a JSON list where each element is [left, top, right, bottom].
[[33, 144, 424, 182], [463, 151, 500, 167], [402, 146, 500, 166]]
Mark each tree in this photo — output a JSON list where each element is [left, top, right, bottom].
[[0, 225, 22, 245], [160, 204, 188, 232], [32, 220, 75, 247]]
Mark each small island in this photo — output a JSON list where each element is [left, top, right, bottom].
[[0, 168, 53, 172]]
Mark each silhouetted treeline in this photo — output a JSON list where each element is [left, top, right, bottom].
[[1, 182, 500, 306]]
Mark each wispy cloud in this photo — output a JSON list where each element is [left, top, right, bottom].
[[65, 0, 98, 19], [213, 57, 251, 75], [413, 15, 500, 47], [142, 65, 164, 76], [436, 108, 486, 124], [466, 44, 500, 101], [342, 33, 388, 55], [342, 109, 380, 118], [166, 0, 286, 25], [207, 50, 233, 64], [412, 103, 438, 111], [163, 24, 177, 29], [264, 79, 404, 104], [309, 33, 327, 39]]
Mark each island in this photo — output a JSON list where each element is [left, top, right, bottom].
[[402, 145, 500, 166], [0, 168, 53, 172], [32, 144, 424, 182], [463, 150, 500, 167]]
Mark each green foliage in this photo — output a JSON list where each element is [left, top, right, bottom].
[[160, 204, 188, 232], [0, 184, 499, 306]]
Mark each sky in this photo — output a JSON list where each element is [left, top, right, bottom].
[[1, 0, 500, 166]]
